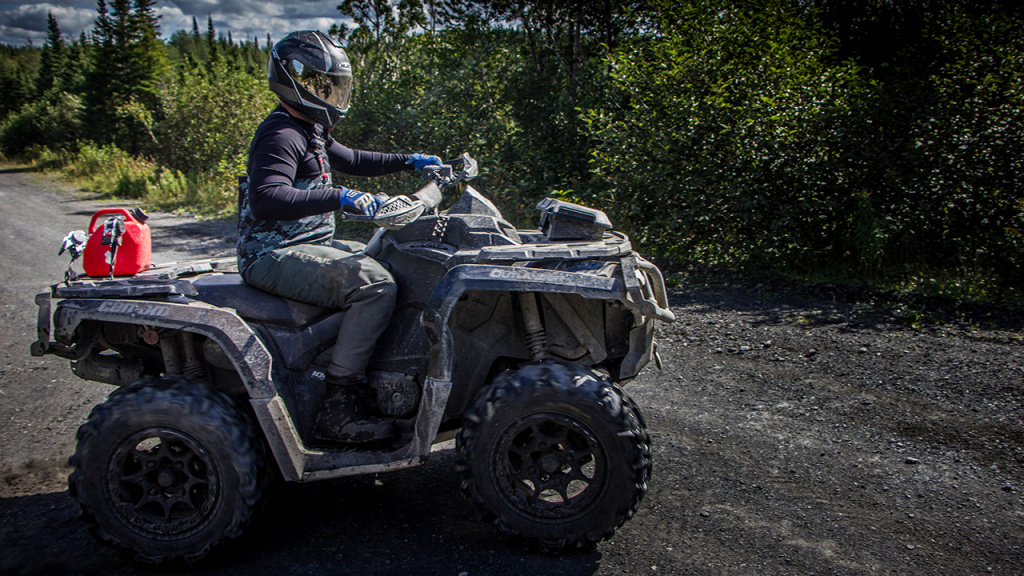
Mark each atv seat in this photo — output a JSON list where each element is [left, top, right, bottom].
[[190, 274, 331, 327]]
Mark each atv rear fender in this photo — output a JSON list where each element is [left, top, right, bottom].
[[30, 279, 451, 483]]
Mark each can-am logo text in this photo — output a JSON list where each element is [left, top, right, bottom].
[[488, 268, 528, 280], [97, 301, 171, 317]]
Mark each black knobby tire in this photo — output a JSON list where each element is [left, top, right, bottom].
[[456, 362, 652, 553], [69, 376, 268, 564]]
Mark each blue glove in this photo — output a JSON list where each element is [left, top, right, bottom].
[[406, 153, 443, 172], [339, 187, 383, 216]]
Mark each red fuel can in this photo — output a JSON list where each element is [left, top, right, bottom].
[[83, 208, 152, 277]]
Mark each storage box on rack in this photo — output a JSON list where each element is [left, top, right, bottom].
[[536, 198, 613, 241]]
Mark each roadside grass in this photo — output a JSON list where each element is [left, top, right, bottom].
[[24, 144, 237, 218], [666, 259, 1024, 325], [790, 263, 1024, 313]]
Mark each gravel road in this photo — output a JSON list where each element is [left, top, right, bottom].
[[1, 167, 1022, 575]]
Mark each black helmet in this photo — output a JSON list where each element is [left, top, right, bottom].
[[268, 30, 353, 128]]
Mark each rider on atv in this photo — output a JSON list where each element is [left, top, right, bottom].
[[239, 30, 441, 443], [32, 30, 673, 564]]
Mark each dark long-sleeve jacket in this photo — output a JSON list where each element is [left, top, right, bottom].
[[237, 106, 412, 272]]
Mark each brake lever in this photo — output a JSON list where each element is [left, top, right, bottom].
[[337, 211, 375, 222], [456, 153, 478, 180], [420, 154, 477, 187]]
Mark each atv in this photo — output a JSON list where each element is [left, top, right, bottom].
[[30, 155, 675, 563]]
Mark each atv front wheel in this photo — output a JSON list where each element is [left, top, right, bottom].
[[69, 376, 268, 564], [456, 362, 652, 553]]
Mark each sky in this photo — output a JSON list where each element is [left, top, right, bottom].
[[0, 0, 350, 47]]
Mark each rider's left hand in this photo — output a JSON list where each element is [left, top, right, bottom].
[[339, 187, 383, 216], [406, 153, 443, 172]]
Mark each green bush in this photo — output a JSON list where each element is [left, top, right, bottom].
[[51, 144, 154, 200], [586, 0, 870, 271], [867, 6, 1024, 293], [0, 90, 83, 156], [23, 144, 73, 169], [53, 143, 235, 215], [154, 62, 276, 175], [333, 31, 523, 205]]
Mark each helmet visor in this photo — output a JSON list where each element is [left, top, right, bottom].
[[285, 59, 352, 112]]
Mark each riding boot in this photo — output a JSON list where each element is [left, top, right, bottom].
[[313, 374, 396, 444]]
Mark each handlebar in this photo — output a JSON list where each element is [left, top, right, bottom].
[[420, 153, 478, 188], [341, 153, 477, 228]]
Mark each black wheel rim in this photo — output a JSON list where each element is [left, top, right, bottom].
[[106, 428, 220, 538], [493, 413, 606, 520]]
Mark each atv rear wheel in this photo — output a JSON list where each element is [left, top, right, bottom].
[[456, 362, 652, 553], [69, 376, 268, 564]]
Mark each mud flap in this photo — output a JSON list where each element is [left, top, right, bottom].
[[30, 291, 51, 356]]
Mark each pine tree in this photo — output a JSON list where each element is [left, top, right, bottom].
[[84, 0, 116, 129], [66, 33, 89, 92], [131, 0, 169, 99], [37, 12, 69, 95], [83, 0, 168, 148], [207, 15, 219, 63], [0, 63, 32, 120]]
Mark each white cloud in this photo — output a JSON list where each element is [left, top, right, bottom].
[[163, 0, 343, 41], [1, 0, 350, 47], [167, 0, 280, 18], [155, 5, 192, 32], [0, 23, 45, 46], [0, 3, 96, 43]]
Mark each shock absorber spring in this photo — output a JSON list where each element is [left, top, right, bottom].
[[181, 331, 207, 380], [519, 292, 547, 360]]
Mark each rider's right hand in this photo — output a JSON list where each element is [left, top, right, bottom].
[[339, 187, 383, 216], [406, 153, 443, 173]]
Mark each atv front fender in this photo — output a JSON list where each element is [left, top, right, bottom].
[[421, 257, 672, 383]]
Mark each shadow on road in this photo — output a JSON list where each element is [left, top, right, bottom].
[[0, 448, 602, 576], [668, 280, 1024, 335]]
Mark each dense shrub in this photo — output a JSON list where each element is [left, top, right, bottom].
[[864, 7, 1024, 293], [154, 62, 275, 176], [0, 90, 83, 156], [583, 0, 1022, 298], [334, 31, 524, 207], [586, 1, 871, 270]]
